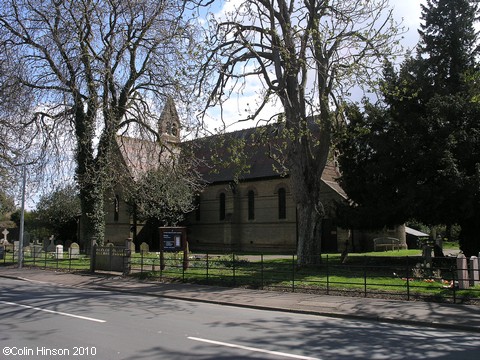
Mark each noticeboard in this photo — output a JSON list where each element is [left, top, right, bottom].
[[159, 227, 186, 253]]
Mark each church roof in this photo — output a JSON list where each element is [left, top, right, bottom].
[[184, 124, 347, 198]]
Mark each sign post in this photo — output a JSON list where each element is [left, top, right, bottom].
[[159, 227, 188, 270]]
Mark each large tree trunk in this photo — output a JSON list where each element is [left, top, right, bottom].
[[285, 110, 331, 266], [296, 199, 323, 265]]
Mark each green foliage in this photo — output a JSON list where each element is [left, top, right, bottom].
[[129, 162, 204, 226], [33, 185, 81, 241], [0, 191, 15, 221], [337, 0, 480, 256]]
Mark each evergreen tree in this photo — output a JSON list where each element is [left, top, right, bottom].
[[418, 0, 479, 95], [337, 0, 480, 255]]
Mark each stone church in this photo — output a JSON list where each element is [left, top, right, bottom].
[[104, 100, 407, 253]]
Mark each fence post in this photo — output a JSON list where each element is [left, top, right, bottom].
[[44, 249, 47, 269], [326, 255, 329, 295], [406, 256, 410, 301], [261, 254, 264, 290], [469, 256, 479, 286], [232, 253, 236, 286], [292, 253, 295, 292], [457, 254, 469, 289], [140, 250, 144, 274], [90, 244, 97, 273], [364, 257, 367, 297], [206, 253, 209, 284]]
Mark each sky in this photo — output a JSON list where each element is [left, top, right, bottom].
[[20, 0, 428, 210], [204, 0, 428, 132]]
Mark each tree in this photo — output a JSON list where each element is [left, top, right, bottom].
[[199, 0, 402, 264], [0, 0, 201, 248], [34, 185, 81, 241], [337, 0, 480, 256], [129, 161, 204, 226]]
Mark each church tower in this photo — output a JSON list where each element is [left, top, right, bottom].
[[158, 97, 181, 144]]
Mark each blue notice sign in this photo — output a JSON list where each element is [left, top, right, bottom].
[[163, 231, 182, 252]]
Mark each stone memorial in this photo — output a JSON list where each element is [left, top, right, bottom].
[[32, 244, 43, 258], [140, 242, 149, 254], [23, 245, 31, 258], [69, 242, 80, 259], [470, 256, 479, 286], [46, 236, 56, 252], [55, 244, 64, 259], [457, 254, 469, 289], [1, 228, 9, 245]]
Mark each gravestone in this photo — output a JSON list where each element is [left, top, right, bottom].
[[470, 256, 479, 286], [46, 236, 56, 252], [457, 254, 469, 289], [140, 242, 149, 254], [55, 244, 63, 259], [2, 228, 9, 245], [32, 244, 43, 258], [23, 245, 31, 258], [13, 240, 19, 254], [69, 242, 80, 259], [129, 241, 135, 253]]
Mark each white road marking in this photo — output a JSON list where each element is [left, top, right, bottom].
[[0, 301, 106, 323], [188, 336, 321, 360]]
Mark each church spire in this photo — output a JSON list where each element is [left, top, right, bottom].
[[158, 97, 181, 144]]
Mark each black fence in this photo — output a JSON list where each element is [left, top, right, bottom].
[[128, 252, 480, 304], [2, 248, 479, 304], [0, 247, 91, 272]]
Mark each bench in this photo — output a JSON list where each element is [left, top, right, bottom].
[[373, 237, 400, 251]]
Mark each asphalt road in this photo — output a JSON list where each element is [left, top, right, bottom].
[[0, 277, 479, 360]]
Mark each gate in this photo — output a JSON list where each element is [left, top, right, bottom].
[[91, 244, 131, 274]]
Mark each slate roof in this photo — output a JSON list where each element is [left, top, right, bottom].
[[184, 124, 347, 199]]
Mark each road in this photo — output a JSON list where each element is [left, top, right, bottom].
[[0, 277, 479, 359]]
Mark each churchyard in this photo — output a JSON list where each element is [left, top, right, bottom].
[[2, 235, 479, 304]]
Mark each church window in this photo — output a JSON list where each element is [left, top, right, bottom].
[[114, 195, 119, 222], [278, 188, 286, 219], [195, 195, 201, 221], [248, 190, 255, 220], [219, 193, 226, 220]]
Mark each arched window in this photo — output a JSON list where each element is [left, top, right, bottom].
[[195, 195, 201, 221], [114, 195, 119, 222], [219, 193, 226, 220], [278, 188, 286, 219], [171, 122, 178, 136], [248, 190, 255, 220]]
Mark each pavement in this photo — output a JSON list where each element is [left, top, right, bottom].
[[1, 267, 479, 333]]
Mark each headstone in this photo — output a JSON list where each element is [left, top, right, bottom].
[[23, 231, 31, 247], [32, 245, 43, 258], [457, 254, 469, 289], [46, 236, 56, 252], [2, 228, 9, 244], [129, 240, 135, 253], [23, 245, 31, 258], [55, 244, 64, 259], [69, 242, 80, 259], [13, 240, 19, 254], [106, 242, 114, 247], [140, 242, 149, 254], [470, 256, 479, 286], [0, 245, 4, 260]]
